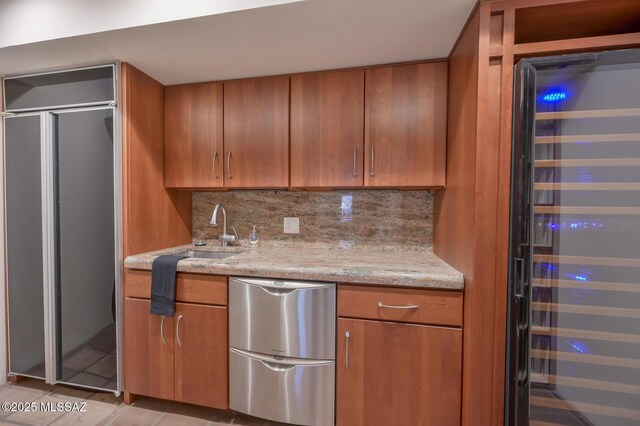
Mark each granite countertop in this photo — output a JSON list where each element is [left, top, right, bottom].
[[124, 244, 464, 290]]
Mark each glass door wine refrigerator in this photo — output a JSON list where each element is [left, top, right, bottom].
[[507, 49, 640, 425]]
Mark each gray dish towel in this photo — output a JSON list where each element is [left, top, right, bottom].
[[150, 254, 188, 316]]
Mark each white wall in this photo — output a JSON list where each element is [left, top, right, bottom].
[[0, 0, 302, 48]]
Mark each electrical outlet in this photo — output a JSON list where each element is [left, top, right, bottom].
[[283, 217, 300, 234]]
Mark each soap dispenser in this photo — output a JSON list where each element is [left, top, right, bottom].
[[249, 225, 260, 247]]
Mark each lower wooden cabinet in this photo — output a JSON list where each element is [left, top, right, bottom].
[[124, 298, 174, 401], [336, 318, 462, 426], [174, 302, 228, 408], [124, 298, 228, 409]]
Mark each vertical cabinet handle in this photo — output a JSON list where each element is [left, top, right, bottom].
[[227, 151, 232, 179], [353, 146, 358, 177], [176, 314, 183, 348], [160, 316, 167, 346], [345, 331, 350, 369], [370, 144, 375, 176], [213, 151, 218, 179]]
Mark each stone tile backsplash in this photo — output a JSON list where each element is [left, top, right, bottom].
[[192, 190, 433, 250]]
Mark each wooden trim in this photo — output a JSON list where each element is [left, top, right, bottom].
[[166, 58, 448, 88], [532, 326, 640, 344], [489, 45, 504, 57], [533, 278, 640, 293], [514, 32, 640, 56], [532, 301, 640, 318], [533, 254, 640, 267], [536, 108, 640, 120], [488, 0, 592, 13], [534, 182, 640, 191], [535, 133, 640, 144], [531, 349, 640, 369], [491, 7, 515, 425], [533, 206, 640, 215], [531, 395, 640, 421], [535, 158, 640, 167]]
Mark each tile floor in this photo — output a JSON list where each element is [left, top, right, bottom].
[[0, 379, 283, 425]]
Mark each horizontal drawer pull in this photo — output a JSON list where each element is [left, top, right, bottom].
[[378, 302, 419, 310], [230, 347, 334, 366]]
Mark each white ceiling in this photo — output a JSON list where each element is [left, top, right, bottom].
[[0, 0, 475, 85]]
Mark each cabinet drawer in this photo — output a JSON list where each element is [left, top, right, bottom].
[[124, 270, 227, 305], [229, 277, 335, 359], [230, 348, 335, 426], [338, 284, 462, 327]]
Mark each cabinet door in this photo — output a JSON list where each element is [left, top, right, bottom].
[[174, 302, 228, 409], [224, 76, 289, 188], [165, 83, 223, 188], [337, 318, 462, 426], [290, 70, 364, 188], [124, 298, 174, 400], [365, 62, 447, 187]]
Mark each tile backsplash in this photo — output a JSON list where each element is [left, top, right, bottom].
[[193, 190, 433, 250]]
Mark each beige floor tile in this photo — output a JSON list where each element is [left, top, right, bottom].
[[48, 386, 94, 401], [101, 406, 163, 426], [87, 392, 122, 407], [0, 386, 51, 420], [4, 401, 67, 425], [0, 383, 279, 426], [49, 400, 119, 426], [155, 413, 213, 426]]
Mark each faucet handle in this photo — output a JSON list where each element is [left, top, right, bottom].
[[230, 226, 239, 242]]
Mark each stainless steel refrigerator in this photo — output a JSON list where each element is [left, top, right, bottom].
[[2, 64, 122, 393], [507, 49, 640, 425]]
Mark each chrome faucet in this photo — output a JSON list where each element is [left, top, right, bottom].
[[210, 204, 239, 247]]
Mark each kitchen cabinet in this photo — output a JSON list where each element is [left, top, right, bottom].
[[124, 272, 228, 409], [290, 70, 365, 188], [365, 62, 447, 187], [336, 283, 462, 426], [165, 82, 224, 188], [123, 298, 174, 401], [224, 76, 289, 188], [336, 318, 462, 426], [174, 302, 228, 408]]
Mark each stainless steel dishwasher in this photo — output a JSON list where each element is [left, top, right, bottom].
[[229, 277, 336, 426]]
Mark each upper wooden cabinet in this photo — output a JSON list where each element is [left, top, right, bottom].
[[290, 70, 365, 188], [165, 82, 224, 189], [224, 77, 289, 188], [365, 62, 447, 187]]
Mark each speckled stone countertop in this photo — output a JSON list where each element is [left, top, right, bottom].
[[124, 244, 464, 290]]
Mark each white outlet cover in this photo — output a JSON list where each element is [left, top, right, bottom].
[[284, 217, 300, 234]]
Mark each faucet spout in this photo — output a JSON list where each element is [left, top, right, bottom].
[[210, 203, 237, 247], [211, 204, 227, 236]]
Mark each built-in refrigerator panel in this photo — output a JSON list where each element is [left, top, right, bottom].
[[3, 63, 121, 394], [4, 114, 46, 379], [53, 108, 117, 390], [508, 49, 640, 425]]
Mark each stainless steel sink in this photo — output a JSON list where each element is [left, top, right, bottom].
[[174, 250, 238, 260]]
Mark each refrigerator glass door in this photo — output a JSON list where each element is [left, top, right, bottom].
[[510, 49, 640, 425], [4, 114, 46, 379], [53, 108, 116, 390]]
